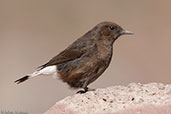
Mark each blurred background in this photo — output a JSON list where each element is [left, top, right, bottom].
[[0, 0, 171, 114]]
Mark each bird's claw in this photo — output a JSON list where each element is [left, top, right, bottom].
[[76, 87, 95, 94], [76, 90, 87, 94]]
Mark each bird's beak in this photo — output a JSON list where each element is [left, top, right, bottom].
[[120, 30, 133, 35]]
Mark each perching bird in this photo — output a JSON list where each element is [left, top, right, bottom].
[[15, 21, 133, 93]]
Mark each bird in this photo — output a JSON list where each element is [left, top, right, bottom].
[[14, 21, 133, 93]]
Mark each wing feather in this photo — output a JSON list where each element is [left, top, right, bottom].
[[39, 47, 84, 69]]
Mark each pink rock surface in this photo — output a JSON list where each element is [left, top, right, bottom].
[[44, 83, 171, 114]]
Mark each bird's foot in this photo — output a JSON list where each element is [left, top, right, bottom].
[[76, 90, 87, 94], [76, 87, 95, 94]]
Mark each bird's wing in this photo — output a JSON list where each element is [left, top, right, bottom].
[[38, 45, 85, 69]]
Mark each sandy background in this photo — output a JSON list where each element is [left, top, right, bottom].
[[0, 0, 171, 114]]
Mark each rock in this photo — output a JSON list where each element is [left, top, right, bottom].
[[44, 83, 171, 114]]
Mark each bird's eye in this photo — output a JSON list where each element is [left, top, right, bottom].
[[108, 26, 116, 31]]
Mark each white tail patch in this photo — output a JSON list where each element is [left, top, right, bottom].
[[30, 65, 57, 78]]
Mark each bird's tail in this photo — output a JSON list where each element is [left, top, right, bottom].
[[14, 75, 30, 84], [14, 65, 57, 84], [14, 69, 40, 84]]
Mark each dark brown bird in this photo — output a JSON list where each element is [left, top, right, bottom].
[[15, 21, 133, 93]]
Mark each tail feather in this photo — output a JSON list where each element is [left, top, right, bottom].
[[14, 75, 30, 84], [15, 65, 57, 84]]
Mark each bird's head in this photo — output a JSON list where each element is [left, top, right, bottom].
[[94, 21, 133, 43]]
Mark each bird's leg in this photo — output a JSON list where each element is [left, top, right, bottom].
[[76, 87, 95, 94], [84, 87, 89, 93]]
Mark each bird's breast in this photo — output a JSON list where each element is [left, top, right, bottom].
[[96, 42, 113, 60]]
